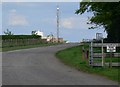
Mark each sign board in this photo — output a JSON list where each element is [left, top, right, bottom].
[[107, 44, 116, 52]]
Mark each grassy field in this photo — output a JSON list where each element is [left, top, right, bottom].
[[56, 44, 120, 82], [1, 43, 60, 52]]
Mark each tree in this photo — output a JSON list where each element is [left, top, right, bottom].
[[4, 29, 14, 35], [75, 2, 120, 42], [31, 30, 37, 35]]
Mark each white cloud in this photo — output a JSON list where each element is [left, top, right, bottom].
[[8, 9, 29, 26], [61, 18, 74, 29], [61, 17, 91, 29], [10, 9, 16, 13]]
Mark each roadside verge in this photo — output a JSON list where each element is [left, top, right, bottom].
[[55, 45, 120, 82]]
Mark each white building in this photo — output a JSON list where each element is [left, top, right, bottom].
[[31, 30, 64, 43], [42, 35, 54, 42], [32, 30, 43, 37]]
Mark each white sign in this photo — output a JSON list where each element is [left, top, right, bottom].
[[107, 44, 116, 52]]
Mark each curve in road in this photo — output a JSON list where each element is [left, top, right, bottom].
[[2, 43, 118, 85]]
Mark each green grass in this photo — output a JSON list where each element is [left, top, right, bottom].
[[1, 43, 60, 52], [94, 58, 120, 62], [56, 45, 120, 82]]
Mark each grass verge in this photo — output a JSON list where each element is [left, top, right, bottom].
[[1, 43, 60, 52], [56, 45, 120, 82]]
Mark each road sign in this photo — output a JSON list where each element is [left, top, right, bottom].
[[107, 44, 116, 52]]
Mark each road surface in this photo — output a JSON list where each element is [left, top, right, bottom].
[[2, 43, 118, 85]]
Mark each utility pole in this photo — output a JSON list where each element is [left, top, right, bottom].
[[57, 5, 59, 42]]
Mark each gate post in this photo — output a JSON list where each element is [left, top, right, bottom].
[[101, 39, 104, 67], [89, 41, 93, 66]]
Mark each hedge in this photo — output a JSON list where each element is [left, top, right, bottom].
[[0, 35, 41, 40]]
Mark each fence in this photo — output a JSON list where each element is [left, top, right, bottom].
[[89, 43, 120, 67], [1, 38, 47, 48]]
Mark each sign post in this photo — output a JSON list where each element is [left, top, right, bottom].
[[107, 44, 116, 68]]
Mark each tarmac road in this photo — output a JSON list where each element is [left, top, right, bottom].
[[2, 43, 118, 85]]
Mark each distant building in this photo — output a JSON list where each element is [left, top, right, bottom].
[[96, 33, 103, 40], [42, 36, 64, 43], [58, 38, 64, 43], [32, 30, 43, 37], [31, 30, 64, 43], [82, 39, 92, 43]]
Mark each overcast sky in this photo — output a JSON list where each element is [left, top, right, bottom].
[[2, 2, 107, 42]]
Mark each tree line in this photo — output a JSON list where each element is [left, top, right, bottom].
[[76, 2, 120, 43]]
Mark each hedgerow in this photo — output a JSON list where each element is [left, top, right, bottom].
[[0, 35, 41, 40]]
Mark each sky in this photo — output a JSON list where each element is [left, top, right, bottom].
[[2, 2, 107, 42]]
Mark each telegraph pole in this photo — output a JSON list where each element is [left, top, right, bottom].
[[57, 5, 59, 42]]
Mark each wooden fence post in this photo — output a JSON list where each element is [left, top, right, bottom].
[[86, 49, 89, 64], [82, 46, 85, 60], [89, 41, 93, 66], [101, 39, 105, 67], [109, 52, 112, 68]]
